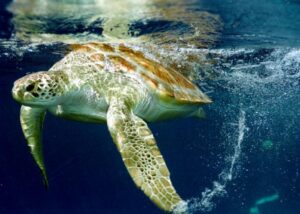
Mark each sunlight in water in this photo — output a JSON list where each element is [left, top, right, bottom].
[[185, 110, 247, 213]]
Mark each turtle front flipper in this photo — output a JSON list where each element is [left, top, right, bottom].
[[107, 98, 187, 213], [20, 105, 48, 188]]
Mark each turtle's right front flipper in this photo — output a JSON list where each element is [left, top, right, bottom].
[[107, 99, 187, 213], [20, 105, 48, 188]]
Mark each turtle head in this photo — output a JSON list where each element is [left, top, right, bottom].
[[12, 71, 67, 107]]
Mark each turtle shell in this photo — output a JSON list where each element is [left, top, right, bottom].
[[70, 42, 212, 104]]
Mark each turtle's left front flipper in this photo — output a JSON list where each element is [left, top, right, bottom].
[[20, 105, 48, 188], [107, 99, 187, 213]]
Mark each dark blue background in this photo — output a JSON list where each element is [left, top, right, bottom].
[[1, 0, 300, 214]]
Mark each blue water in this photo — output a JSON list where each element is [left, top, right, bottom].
[[1, 0, 300, 214]]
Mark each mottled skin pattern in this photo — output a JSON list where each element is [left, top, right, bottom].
[[12, 43, 211, 213]]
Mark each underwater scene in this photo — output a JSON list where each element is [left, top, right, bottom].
[[0, 0, 300, 213]]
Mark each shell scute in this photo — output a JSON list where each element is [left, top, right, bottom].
[[116, 44, 211, 104], [69, 43, 211, 104], [70, 44, 94, 53], [108, 55, 136, 73], [118, 44, 196, 89], [90, 53, 105, 62], [118, 44, 145, 58], [90, 43, 115, 52]]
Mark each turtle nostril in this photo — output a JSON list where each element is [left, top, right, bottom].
[[26, 83, 35, 92]]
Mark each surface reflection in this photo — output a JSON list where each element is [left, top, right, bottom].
[[8, 0, 222, 47]]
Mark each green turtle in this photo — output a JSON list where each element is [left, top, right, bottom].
[[9, 0, 222, 212], [12, 42, 212, 213]]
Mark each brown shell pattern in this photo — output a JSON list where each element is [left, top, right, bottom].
[[70, 43, 212, 104]]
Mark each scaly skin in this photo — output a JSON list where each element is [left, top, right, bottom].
[[11, 43, 211, 213]]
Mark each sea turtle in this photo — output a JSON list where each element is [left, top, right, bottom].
[[9, 0, 222, 212], [12, 42, 212, 213]]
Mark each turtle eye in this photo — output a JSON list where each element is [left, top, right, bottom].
[[26, 83, 35, 92]]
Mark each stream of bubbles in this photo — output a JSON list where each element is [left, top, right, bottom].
[[174, 110, 247, 214]]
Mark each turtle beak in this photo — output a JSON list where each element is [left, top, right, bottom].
[[12, 88, 37, 106], [12, 82, 23, 102], [12, 80, 33, 103]]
